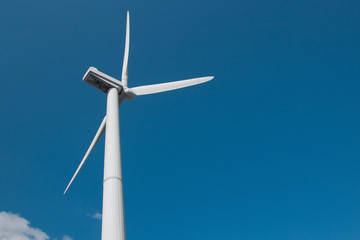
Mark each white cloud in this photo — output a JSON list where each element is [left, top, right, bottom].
[[91, 213, 102, 220], [0, 211, 73, 240], [0, 211, 49, 240], [62, 235, 73, 240]]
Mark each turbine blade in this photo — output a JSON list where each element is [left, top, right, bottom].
[[130, 76, 214, 96], [121, 11, 130, 87], [63, 116, 107, 195]]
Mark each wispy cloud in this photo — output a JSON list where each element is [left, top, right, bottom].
[[90, 213, 102, 220], [0, 211, 73, 240], [62, 235, 73, 240]]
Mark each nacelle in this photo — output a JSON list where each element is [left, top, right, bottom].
[[83, 67, 123, 94]]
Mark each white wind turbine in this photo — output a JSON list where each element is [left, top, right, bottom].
[[64, 11, 213, 240]]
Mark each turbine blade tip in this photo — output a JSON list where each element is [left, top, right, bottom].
[[63, 183, 71, 195], [199, 76, 214, 83]]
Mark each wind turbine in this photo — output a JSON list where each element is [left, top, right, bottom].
[[64, 11, 213, 240]]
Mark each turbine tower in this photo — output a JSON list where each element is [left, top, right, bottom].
[[64, 11, 213, 240]]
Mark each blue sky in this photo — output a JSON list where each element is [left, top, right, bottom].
[[1, 0, 360, 239]]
